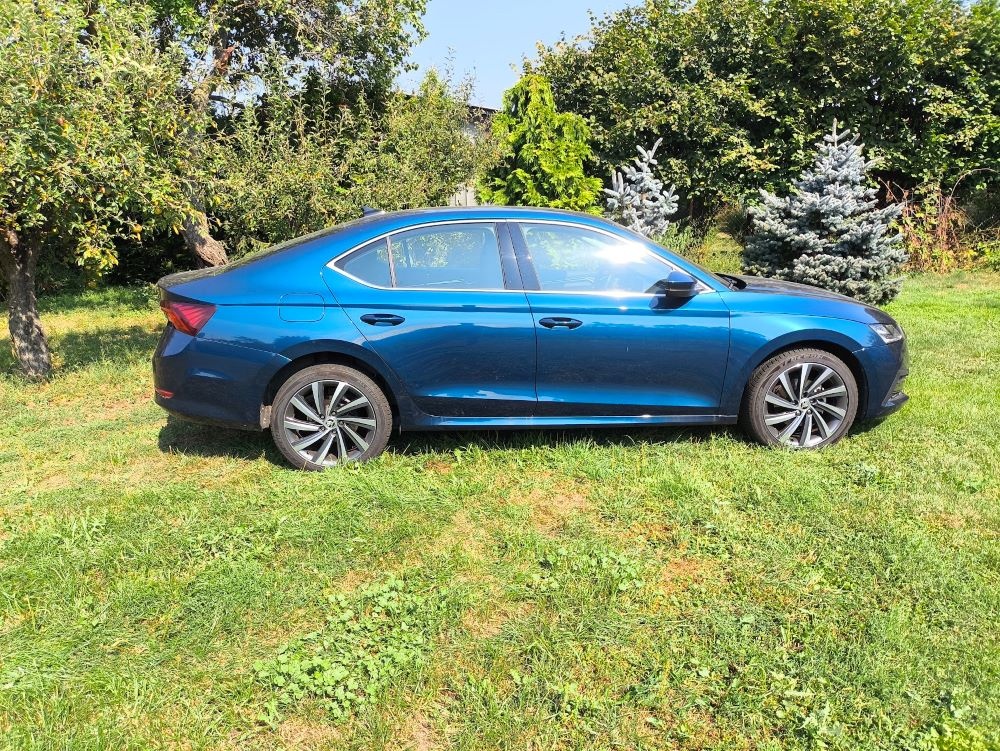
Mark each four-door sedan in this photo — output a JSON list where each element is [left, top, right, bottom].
[[153, 207, 908, 470]]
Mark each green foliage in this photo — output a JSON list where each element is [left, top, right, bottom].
[[604, 140, 679, 237], [655, 221, 705, 259], [478, 75, 602, 212], [744, 122, 906, 305], [0, 0, 194, 271], [907, 695, 1000, 751], [255, 576, 460, 721], [536, 0, 1000, 210], [528, 544, 645, 599], [148, 0, 427, 109], [214, 71, 492, 255]]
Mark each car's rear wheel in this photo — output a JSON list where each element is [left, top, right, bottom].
[[270, 364, 392, 470], [740, 348, 859, 449]]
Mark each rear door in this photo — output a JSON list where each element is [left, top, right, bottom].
[[326, 221, 537, 418], [511, 220, 731, 417]]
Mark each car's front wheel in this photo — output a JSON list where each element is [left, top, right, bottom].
[[740, 348, 859, 449], [270, 364, 392, 470]]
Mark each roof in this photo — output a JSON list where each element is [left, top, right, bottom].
[[357, 204, 609, 225], [242, 206, 632, 269]]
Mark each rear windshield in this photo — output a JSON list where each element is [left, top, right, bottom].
[[225, 216, 372, 269]]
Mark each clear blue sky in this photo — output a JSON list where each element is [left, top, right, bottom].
[[396, 0, 632, 109]]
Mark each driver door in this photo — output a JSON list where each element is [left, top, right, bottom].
[[510, 221, 731, 417]]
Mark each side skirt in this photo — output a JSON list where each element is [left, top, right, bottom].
[[403, 414, 739, 431]]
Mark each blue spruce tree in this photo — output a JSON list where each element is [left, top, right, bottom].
[[604, 139, 678, 238], [743, 122, 906, 305]]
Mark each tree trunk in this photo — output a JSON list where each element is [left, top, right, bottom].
[[181, 189, 228, 268], [0, 229, 52, 379], [179, 39, 235, 269]]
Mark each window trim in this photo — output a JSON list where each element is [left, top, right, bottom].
[[510, 219, 712, 296], [329, 220, 517, 293]]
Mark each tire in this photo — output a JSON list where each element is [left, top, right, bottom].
[[740, 348, 859, 449], [270, 364, 392, 470]]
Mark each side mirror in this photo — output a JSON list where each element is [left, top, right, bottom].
[[654, 270, 699, 301]]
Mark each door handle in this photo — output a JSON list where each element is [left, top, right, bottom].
[[538, 317, 583, 330], [360, 313, 405, 326]]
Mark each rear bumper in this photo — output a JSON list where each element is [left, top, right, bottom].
[[152, 327, 288, 430]]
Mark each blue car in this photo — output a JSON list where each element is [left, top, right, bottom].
[[153, 207, 908, 469]]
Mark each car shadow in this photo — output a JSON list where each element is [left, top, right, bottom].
[[156, 417, 731, 468], [156, 413, 897, 467], [388, 424, 725, 457], [158, 416, 286, 464]]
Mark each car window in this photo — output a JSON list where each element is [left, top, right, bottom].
[[519, 223, 675, 294], [389, 224, 505, 290], [336, 238, 392, 287]]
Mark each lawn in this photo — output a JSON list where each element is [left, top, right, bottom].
[[1, 273, 999, 750]]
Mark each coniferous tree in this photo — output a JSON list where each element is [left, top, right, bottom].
[[478, 75, 601, 211], [743, 122, 906, 305], [604, 139, 679, 237]]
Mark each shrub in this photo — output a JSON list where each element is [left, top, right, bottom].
[[478, 75, 602, 212], [887, 183, 1000, 273]]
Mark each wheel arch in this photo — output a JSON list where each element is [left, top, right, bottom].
[[259, 343, 405, 429], [732, 335, 869, 418]]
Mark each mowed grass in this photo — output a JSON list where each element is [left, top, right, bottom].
[[1, 273, 999, 750]]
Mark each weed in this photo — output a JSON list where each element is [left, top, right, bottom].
[[255, 576, 461, 721]]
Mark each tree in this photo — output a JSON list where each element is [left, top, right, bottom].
[[478, 75, 602, 211], [743, 122, 906, 305], [536, 0, 1000, 212], [374, 71, 498, 211], [214, 71, 493, 255], [147, 0, 429, 266], [0, 0, 192, 378], [604, 139, 679, 237]]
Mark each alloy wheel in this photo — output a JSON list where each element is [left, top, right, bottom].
[[282, 380, 378, 466], [762, 362, 850, 448]]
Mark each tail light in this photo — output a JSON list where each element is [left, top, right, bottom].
[[160, 299, 216, 336]]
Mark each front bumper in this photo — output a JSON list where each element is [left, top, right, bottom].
[[876, 384, 909, 417], [859, 337, 909, 420]]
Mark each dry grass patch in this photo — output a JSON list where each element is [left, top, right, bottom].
[[422, 459, 454, 475], [418, 508, 491, 562], [511, 474, 593, 534], [657, 556, 717, 596], [398, 710, 441, 751], [275, 716, 343, 750], [461, 600, 534, 640]]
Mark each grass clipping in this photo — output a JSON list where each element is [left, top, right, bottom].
[[255, 576, 459, 721]]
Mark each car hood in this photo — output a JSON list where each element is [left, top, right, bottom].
[[724, 275, 896, 324], [732, 275, 858, 302]]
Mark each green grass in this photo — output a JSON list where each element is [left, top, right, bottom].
[[1, 274, 999, 750]]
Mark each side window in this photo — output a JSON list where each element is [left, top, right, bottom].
[[336, 238, 391, 287], [519, 223, 675, 294], [334, 224, 507, 290], [389, 224, 505, 290]]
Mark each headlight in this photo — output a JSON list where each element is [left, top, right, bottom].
[[870, 323, 904, 343]]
